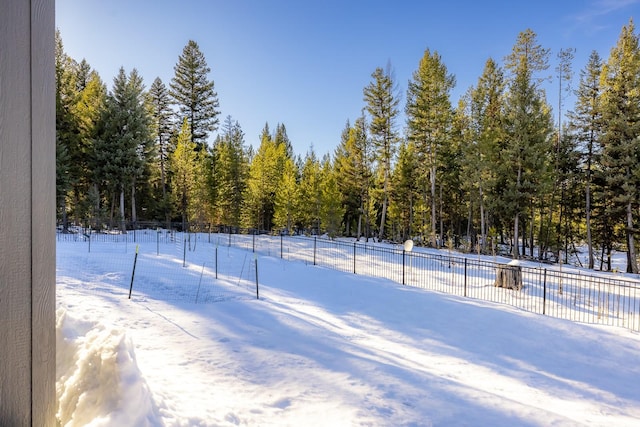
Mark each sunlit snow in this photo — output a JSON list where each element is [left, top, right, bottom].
[[56, 235, 640, 426]]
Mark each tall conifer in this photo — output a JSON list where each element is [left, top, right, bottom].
[[170, 40, 220, 148], [364, 65, 400, 241], [599, 19, 640, 273]]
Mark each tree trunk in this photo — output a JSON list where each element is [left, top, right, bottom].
[[131, 180, 137, 224], [61, 195, 69, 232], [513, 214, 520, 259], [119, 188, 126, 233], [586, 175, 594, 269], [480, 185, 486, 253], [430, 165, 437, 247], [378, 169, 388, 241], [467, 196, 473, 252], [626, 201, 638, 273], [512, 162, 522, 259], [439, 184, 444, 249], [494, 260, 523, 290]]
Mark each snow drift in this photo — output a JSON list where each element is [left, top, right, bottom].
[[56, 308, 162, 427]]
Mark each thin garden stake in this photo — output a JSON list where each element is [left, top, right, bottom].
[[128, 244, 139, 299], [238, 253, 248, 286], [195, 262, 205, 304], [215, 245, 218, 279], [255, 254, 259, 299]]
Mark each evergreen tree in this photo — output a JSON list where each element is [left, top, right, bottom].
[[170, 118, 197, 228], [599, 19, 640, 273], [390, 140, 418, 242], [273, 156, 299, 233], [213, 116, 249, 227], [170, 40, 220, 148], [75, 70, 107, 223], [319, 154, 344, 238], [55, 30, 79, 229], [334, 117, 373, 239], [298, 148, 323, 233], [464, 58, 507, 253], [147, 77, 174, 225], [94, 67, 152, 230], [364, 65, 400, 241], [405, 49, 455, 247], [502, 29, 554, 258], [333, 120, 359, 235], [274, 123, 294, 158], [56, 135, 72, 231], [568, 50, 603, 269], [242, 124, 287, 230]]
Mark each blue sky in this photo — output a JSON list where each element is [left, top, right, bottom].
[[56, 0, 639, 157]]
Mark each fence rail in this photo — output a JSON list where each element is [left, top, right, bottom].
[[56, 228, 640, 332]]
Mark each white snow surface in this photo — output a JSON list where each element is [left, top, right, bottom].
[[56, 238, 640, 426]]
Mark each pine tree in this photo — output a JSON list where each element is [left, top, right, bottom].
[[298, 148, 322, 233], [333, 120, 359, 235], [170, 118, 197, 228], [274, 123, 294, 158], [147, 77, 174, 225], [319, 154, 344, 238], [93, 67, 151, 230], [568, 50, 603, 269], [213, 116, 249, 227], [465, 58, 506, 253], [364, 65, 400, 241], [390, 140, 418, 242], [405, 49, 455, 247], [55, 30, 80, 229], [334, 117, 374, 239], [75, 70, 107, 223], [599, 19, 640, 274], [242, 124, 287, 230], [273, 157, 299, 233], [502, 29, 554, 259], [56, 135, 72, 231], [170, 40, 220, 148]]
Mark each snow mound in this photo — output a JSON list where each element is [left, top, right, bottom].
[[56, 308, 162, 427]]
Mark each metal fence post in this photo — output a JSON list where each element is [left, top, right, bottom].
[[353, 242, 357, 274], [281, 233, 283, 258], [183, 237, 187, 267], [313, 236, 317, 266], [252, 231, 255, 253], [464, 258, 468, 297], [402, 250, 406, 285], [543, 269, 547, 315]]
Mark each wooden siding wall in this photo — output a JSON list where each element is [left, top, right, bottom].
[[0, 0, 56, 425]]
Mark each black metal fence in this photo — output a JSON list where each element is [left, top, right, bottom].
[[221, 232, 640, 332], [56, 227, 640, 332]]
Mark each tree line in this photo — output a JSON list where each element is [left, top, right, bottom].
[[56, 19, 640, 273]]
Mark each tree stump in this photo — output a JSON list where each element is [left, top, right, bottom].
[[494, 260, 523, 290]]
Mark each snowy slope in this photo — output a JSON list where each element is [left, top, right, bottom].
[[56, 240, 640, 426]]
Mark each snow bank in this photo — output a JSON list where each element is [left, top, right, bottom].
[[56, 308, 162, 427]]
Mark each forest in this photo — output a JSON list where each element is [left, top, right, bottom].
[[56, 19, 640, 273]]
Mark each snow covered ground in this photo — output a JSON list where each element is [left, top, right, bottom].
[[56, 236, 640, 426]]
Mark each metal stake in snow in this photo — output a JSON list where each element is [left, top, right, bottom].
[[254, 253, 259, 300], [128, 244, 139, 299]]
